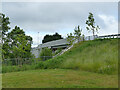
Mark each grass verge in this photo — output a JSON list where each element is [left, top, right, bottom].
[[2, 69, 118, 88]]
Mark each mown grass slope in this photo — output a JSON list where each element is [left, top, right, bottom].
[[2, 69, 118, 88]]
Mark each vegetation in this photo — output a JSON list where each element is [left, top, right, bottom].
[[2, 38, 118, 75], [53, 48, 62, 56], [60, 39, 118, 74], [1, 13, 33, 64], [74, 25, 82, 42], [39, 48, 52, 61], [42, 32, 63, 43], [2, 69, 118, 88], [1, 12, 118, 88], [86, 12, 100, 39], [1, 13, 10, 43], [67, 33, 75, 45], [1, 13, 11, 60], [40, 38, 118, 75]]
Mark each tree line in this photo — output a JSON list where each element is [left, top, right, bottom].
[[0, 13, 33, 63], [42, 32, 63, 43]]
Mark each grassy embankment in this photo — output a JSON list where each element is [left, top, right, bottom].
[[2, 38, 118, 88], [2, 38, 118, 74]]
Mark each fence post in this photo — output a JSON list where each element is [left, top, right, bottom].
[[44, 56, 45, 61], [89, 36, 90, 40], [6, 59, 8, 66], [35, 59, 36, 64], [18, 58, 19, 66]]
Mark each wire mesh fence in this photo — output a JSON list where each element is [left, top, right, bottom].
[[2, 56, 52, 66]]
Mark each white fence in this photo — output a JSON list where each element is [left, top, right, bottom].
[[53, 34, 120, 58]]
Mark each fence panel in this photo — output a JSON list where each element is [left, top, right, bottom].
[[2, 56, 53, 66]]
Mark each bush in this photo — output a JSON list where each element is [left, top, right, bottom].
[[53, 48, 62, 56], [39, 48, 52, 61]]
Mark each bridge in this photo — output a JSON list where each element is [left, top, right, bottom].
[[31, 34, 120, 58], [31, 38, 70, 58]]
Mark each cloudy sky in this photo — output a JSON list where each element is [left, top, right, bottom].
[[2, 2, 118, 47]]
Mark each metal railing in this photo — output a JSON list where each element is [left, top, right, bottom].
[[53, 34, 120, 58], [2, 34, 120, 66]]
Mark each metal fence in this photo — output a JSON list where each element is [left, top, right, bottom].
[[98, 34, 120, 39], [84, 34, 120, 41], [2, 56, 52, 66]]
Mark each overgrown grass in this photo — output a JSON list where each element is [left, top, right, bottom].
[[36, 38, 118, 74], [61, 39, 118, 74], [2, 38, 118, 74], [2, 64, 36, 73]]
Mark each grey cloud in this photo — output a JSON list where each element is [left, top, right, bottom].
[[2, 2, 118, 33]]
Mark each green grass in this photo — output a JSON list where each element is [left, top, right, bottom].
[[2, 69, 118, 88], [0, 74, 1, 89], [38, 38, 118, 74], [2, 39, 118, 88], [2, 38, 118, 74], [59, 39, 118, 74]]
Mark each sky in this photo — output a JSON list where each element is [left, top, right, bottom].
[[1, 1, 118, 47]]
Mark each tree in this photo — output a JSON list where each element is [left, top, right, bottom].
[[0, 13, 10, 43], [42, 32, 63, 43], [82, 34, 85, 41], [0, 13, 33, 65], [67, 33, 75, 45], [0, 13, 11, 60], [86, 12, 100, 39], [11, 34, 33, 65], [7, 26, 33, 64], [39, 48, 52, 61], [74, 25, 82, 43], [0, 14, 1, 60]]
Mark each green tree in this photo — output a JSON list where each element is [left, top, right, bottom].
[[7, 26, 33, 64], [0, 13, 10, 43], [67, 33, 75, 45], [42, 32, 63, 43], [82, 34, 85, 41], [86, 12, 100, 39], [0, 13, 10, 60], [11, 34, 33, 65], [74, 25, 82, 43], [39, 48, 52, 61], [0, 14, 33, 65]]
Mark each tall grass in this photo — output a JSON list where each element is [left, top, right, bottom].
[[2, 38, 118, 74], [42, 38, 118, 74], [61, 39, 118, 74]]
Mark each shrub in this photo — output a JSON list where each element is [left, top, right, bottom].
[[53, 48, 62, 56], [39, 48, 52, 61]]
